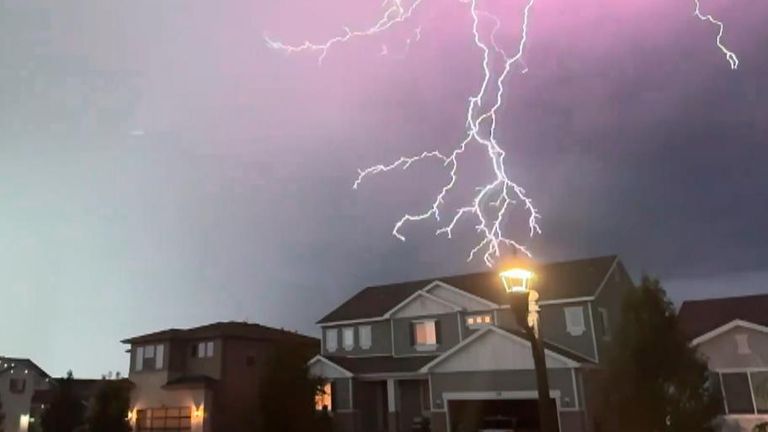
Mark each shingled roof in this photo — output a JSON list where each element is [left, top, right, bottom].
[[319, 255, 619, 324], [122, 321, 319, 345], [678, 293, 768, 341]]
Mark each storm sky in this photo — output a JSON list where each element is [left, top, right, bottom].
[[1, 0, 766, 377]]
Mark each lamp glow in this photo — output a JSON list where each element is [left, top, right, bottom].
[[499, 267, 535, 293]]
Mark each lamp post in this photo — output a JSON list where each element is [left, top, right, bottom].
[[499, 258, 557, 432]]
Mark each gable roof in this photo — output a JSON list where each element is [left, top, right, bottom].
[[420, 326, 587, 372], [678, 294, 768, 341], [319, 255, 619, 324], [0, 357, 51, 378], [122, 321, 319, 346]]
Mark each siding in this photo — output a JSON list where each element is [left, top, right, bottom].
[[393, 313, 461, 356], [591, 261, 632, 364], [698, 327, 768, 370]]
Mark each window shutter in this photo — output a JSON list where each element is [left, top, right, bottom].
[[410, 322, 416, 346], [435, 320, 442, 344]]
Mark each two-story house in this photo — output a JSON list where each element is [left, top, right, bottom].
[[308, 255, 633, 432], [0, 357, 51, 432], [679, 294, 768, 432], [122, 321, 319, 432]]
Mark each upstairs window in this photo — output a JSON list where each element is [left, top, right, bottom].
[[598, 308, 611, 340], [191, 341, 215, 358], [564, 306, 586, 336], [411, 320, 439, 351], [466, 314, 493, 328], [135, 344, 165, 371], [325, 329, 338, 353], [735, 334, 751, 354], [342, 327, 355, 351], [9, 378, 26, 394], [358, 325, 372, 350]]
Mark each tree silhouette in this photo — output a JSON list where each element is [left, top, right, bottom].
[[601, 276, 722, 432], [41, 371, 85, 432], [86, 379, 131, 432], [0, 392, 6, 432]]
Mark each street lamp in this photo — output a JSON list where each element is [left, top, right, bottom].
[[498, 257, 556, 432]]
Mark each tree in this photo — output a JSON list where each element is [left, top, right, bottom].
[[86, 379, 131, 432], [0, 392, 6, 432], [254, 342, 327, 432], [41, 371, 85, 432], [601, 276, 722, 432]]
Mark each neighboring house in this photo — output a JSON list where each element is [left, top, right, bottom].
[[0, 357, 51, 432], [679, 294, 768, 432], [122, 321, 319, 432], [308, 255, 633, 432], [29, 377, 128, 430]]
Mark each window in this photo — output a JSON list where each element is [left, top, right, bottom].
[[412, 320, 438, 351], [136, 346, 144, 371], [136, 344, 164, 371], [466, 314, 493, 328], [191, 341, 215, 359], [751, 371, 768, 413], [342, 327, 355, 351], [315, 382, 333, 412], [735, 334, 751, 354], [136, 407, 192, 432], [598, 308, 611, 340], [564, 306, 586, 336], [722, 372, 755, 414], [9, 378, 26, 394], [359, 325, 372, 350], [325, 329, 338, 352]]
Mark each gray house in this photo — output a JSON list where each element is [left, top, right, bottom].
[[0, 357, 51, 432], [679, 294, 768, 432], [308, 255, 633, 432]]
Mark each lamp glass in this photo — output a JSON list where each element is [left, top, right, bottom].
[[499, 268, 534, 293]]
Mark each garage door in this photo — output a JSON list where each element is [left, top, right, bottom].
[[448, 398, 557, 432]]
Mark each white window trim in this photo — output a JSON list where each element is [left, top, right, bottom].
[[358, 325, 372, 350], [413, 319, 438, 350], [466, 313, 494, 329], [325, 329, 339, 353], [564, 306, 586, 336], [342, 327, 355, 351], [155, 344, 164, 369], [735, 334, 751, 355]]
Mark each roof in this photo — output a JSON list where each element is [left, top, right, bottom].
[[122, 321, 319, 345], [0, 357, 51, 378], [163, 375, 218, 389], [324, 355, 438, 375], [319, 255, 619, 324], [678, 293, 768, 340]]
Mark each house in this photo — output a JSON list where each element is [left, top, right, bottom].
[[122, 321, 319, 432], [679, 294, 768, 432], [308, 255, 633, 432], [0, 357, 51, 432]]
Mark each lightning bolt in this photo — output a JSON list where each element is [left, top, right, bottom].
[[693, 0, 739, 69], [266, 0, 740, 266], [267, 0, 540, 266]]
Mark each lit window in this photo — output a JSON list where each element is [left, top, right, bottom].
[[735, 334, 751, 355], [564, 306, 586, 336], [412, 320, 438, 351], [342, 327, 355, 351], [359, 325, 372, 350], [466, 314, 493, 328], [325, 329, 338, 352], [315, 382, 333, 412]]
